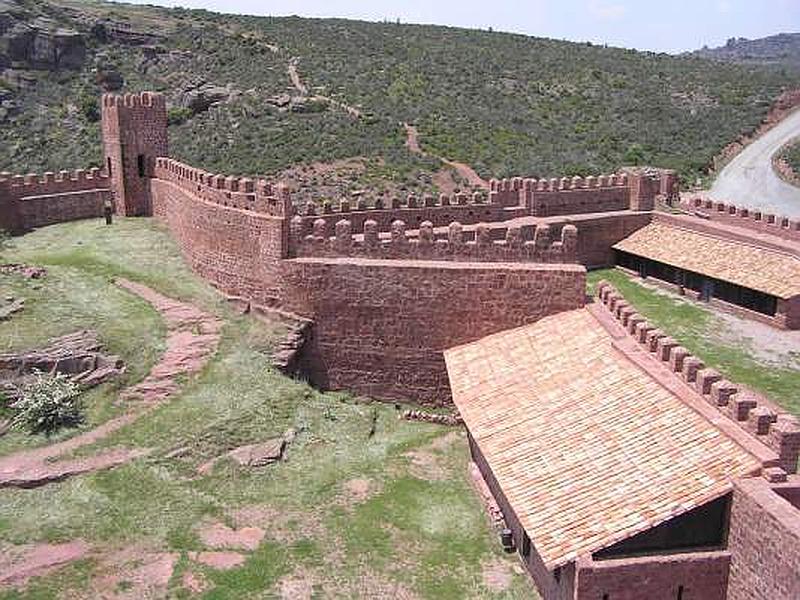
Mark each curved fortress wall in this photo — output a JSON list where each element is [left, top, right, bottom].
[[97, 91, 594, 403]]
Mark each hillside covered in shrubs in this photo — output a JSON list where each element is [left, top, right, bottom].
[[1, 0, 797, 192]]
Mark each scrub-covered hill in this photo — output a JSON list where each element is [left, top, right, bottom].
[[1, 0, 797, 198]]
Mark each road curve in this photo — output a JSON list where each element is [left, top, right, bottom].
[[710, 108, 800, 218]]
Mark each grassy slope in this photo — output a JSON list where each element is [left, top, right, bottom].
[[0, 219, 531, 599], [587, 269, 800, 417], [0, 1, 796, 187]]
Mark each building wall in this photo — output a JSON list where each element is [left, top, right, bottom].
[[150, 178, 286, 305], [0, 170, 110, 234], [727, 478, 800, 600], [280, 258, 586, 404], [573, 550, 731, 600], [551, 212, 652, 268], [468, 434, 577, 599]]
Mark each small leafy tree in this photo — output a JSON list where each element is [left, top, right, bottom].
[[11, 371, 83, 435]]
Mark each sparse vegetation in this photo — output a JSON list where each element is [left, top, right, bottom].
[[0, 0, 797, 189]]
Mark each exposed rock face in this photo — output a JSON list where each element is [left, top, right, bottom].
[[178, 83, 236, 114], [1, 18, 86, 71], [196, 428, 297, 474], [0, 330, 125, 401], [94, 66, 123, 91]]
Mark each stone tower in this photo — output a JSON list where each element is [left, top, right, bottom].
[[101, 92, 168, 216]]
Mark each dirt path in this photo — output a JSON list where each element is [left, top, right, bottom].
[[0, 280, 221, 488], [404, 123, 488, 189]]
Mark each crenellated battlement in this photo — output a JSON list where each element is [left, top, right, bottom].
[[681, 196, 800, 240], [154, 158, 291, 217], [597, 280, 800, 476], [489, 171, 638, 217], [101, 91, 167, 110], [293, 189, 510, 233], [1, 168, 110, 198], [289, 216, 578, 263]]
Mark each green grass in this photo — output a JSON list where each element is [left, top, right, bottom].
[[588, 269, 800, 416], [0, 219, 530, 599]]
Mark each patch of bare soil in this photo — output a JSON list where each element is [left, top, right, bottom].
[[0, 540, 90, 587], [188, 551, 246, 570], [431, 167, 462, 195], [403, 430, 462, 481], [89, 547, 178, 599], [629, 276, 800, 368], [403, 123, 488, 190], [182, 570, 209, 594], [321, 571, 420, 600], [339, 477, 379, 508], [278, 569, 315, 600], [713, 311, 800, 368], [0, 280, 221, 488], [482, 558, 513, 592], [197, 521, 265, 551], [228, 504, 325, 544]]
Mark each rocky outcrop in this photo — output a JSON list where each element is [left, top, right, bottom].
[[0, 330, 125, 401], [1, 18, 85, 71], [178, 83, 237, 115]]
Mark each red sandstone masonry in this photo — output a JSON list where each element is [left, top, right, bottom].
[[280, 258, 586, 404], [0, 169, 110, 233], [150, 178, 287, 306], [574, 550, 731, 600], [727, 477, 800, 600], [289, 216, 578, 263], [680, 196, 800, 243], [101, 92, 168, 216], [154, 158, 290, 217], [295, 190, 511, 232]]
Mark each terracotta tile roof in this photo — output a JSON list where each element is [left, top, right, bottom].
[[444, 308, 760, 569], [612, 222, 800, 299]]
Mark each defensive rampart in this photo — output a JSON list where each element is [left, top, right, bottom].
[[681, 196, 800, 242], [0, 168, 110, 234], [280, 258, 586, 403], [150, 158, 290, 306], [727, 477, 800, 600]]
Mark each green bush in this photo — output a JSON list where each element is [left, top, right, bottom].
[[78, 94, 100, 123], [11, 371, 84, 435], [167, 106, 193, 126]]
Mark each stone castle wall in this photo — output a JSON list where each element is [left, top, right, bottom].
[[727, 477, 800, 600], [280, 258, 586, 403], [574, 551, 731, 600], [681, 196, 800, 243], [149, 177, 288, 307], [0, 168, 110, 233], [101, 92, 167, 216]]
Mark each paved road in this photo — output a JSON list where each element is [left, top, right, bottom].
[[710, 109, 800, 218]]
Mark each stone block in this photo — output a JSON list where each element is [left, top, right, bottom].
[[668, 346, 689, 373], [682, 356, 704, 383], [655, 337, 678, 361], [710, 379, 737, 406], [695, 368, 722, 396]]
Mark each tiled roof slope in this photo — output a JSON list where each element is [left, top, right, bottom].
[[444, 308, 760, 569], [612, 222, 800, 299]]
